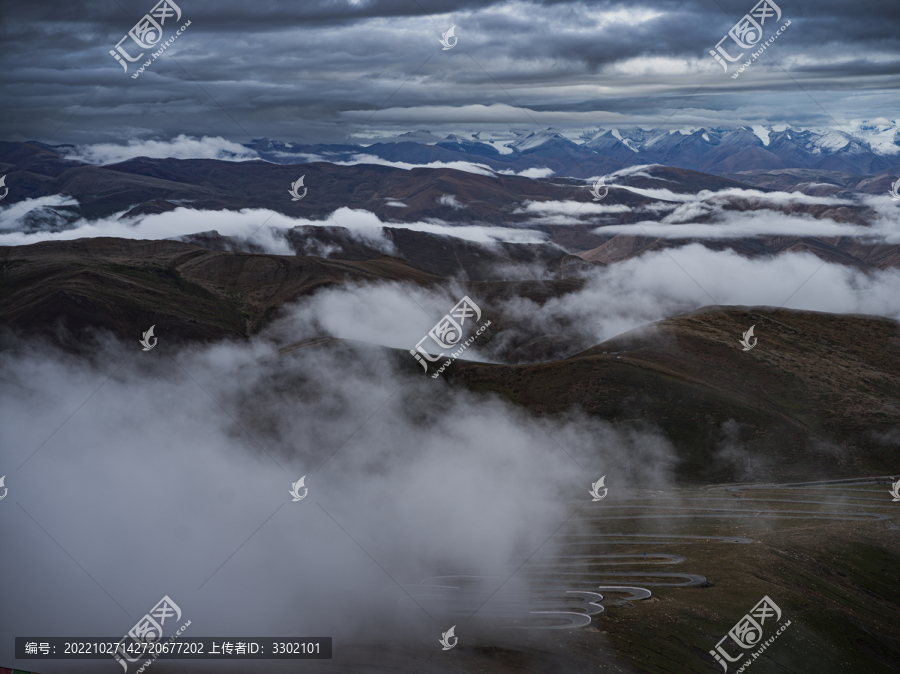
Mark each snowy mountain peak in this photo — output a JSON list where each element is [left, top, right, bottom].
[[248, 123, 900, 179], [505, 129, 567, 152], [751, 126, 770, 146]]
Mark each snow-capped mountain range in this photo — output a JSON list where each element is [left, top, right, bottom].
[[248, 121, 900, 179]]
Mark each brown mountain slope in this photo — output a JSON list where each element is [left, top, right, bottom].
[[2, 235, 898, 481], [0, 237, 441, 342], [0, 235, 599, 351], [0, 141, 786, 227], [6, 142, 899, 269], [447, 306, 900, 482]]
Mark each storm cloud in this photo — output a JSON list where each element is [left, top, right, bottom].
[[1, 0, 897, 146]]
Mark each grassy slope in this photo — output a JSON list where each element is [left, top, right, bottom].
[[449, 306, 900, 482], [562, 509, 900, 674]]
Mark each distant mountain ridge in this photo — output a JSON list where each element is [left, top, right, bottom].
[[2, 142, 898, 276], [246, 121, 900, 178]]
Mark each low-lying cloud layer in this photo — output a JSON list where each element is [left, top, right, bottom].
[[0, 202, 548, 252], [612, 186, 857, 207], [509, 186, 898, 240], [523, 245, 900, 339], [61, 135, 261, 165], [595, 209, 865, 239], [4, 179, 897, 256], [49, 136, 561, 183], [269, 245, 900, 358]]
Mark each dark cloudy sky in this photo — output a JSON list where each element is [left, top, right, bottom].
[[1, 0, 898, 146]]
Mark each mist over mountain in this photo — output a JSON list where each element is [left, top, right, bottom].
[[3, 140, 898, 283], [3, 0, 900, 671]]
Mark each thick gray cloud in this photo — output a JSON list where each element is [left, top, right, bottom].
[[0, 280, 674, 670], [0, 0, 897, 145]]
